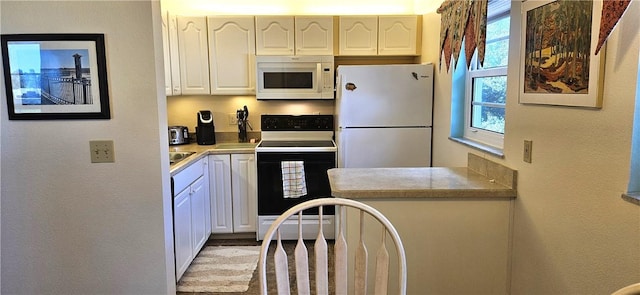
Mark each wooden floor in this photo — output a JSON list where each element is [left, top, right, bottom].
[[177, 238, 334, 295]]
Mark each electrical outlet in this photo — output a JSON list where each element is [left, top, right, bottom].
[[523, 140, 532, 163], [90, 140, 115, 163], [228, 113, 237, 125]]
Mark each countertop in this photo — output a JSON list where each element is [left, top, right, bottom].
[[169, 142, 257, 175], [327, 167, 517, 199]]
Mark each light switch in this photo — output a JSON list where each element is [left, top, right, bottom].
[[90, 140, 115, 163], [523, 140, 532, 163], [228, 113, 237, 125]]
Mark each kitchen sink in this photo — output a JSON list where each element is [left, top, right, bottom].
[[214, 143, 258, 149], [169, 151, 195, 165]]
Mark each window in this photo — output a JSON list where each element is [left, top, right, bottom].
[[464, 0, 510, 148], [451, 0, 511, 154], [623, 57, 640, 205]]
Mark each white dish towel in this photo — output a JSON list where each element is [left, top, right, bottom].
[[281, 161, 307, 198]]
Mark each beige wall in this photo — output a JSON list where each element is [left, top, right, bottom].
[[425, 1, 640, 294], [167, 95, 334, 133], [0, 1, 174, 293]]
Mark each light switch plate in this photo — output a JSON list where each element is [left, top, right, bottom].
[[90, 140, 115, 163], [523, 140, 532, 163], [228, 113, 237, 125]]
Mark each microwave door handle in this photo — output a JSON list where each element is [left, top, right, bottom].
[[316, 63, 322, 93]]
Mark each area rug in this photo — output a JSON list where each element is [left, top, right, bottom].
[[177, 245, 261, 293]]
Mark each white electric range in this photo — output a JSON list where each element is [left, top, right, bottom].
[[255, 114, 336, 240]]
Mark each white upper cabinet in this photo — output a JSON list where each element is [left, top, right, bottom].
[[162, 14, 421, 97], [378, 15, 419, 55], [256, 16, 333, 56], [176, 16, 211, 95], [294, 16, 334, 55], [162, 12, 181, 96], [207, 16, 256, 95], [339, 16, 378, 56], [255, 16, 295, 55], [339, 15, 420, 56]]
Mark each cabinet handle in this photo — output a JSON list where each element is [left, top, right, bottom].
[[316, 63, 322, 93]]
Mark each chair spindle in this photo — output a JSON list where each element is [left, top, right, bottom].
[[374, 229, 390, 295], [294, 212, 311, 294], [274, 230, 291, 295], [354, 210, 368, 295], [334, 205, 348, 294], [315, 205, 329, 295]]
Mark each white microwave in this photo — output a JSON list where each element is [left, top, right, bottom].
[[256, 55, 334, 100]]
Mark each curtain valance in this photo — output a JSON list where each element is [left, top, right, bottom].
[[437, 0, 487, 72], [437, 0, 632, 72]]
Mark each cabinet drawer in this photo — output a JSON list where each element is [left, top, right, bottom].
[[173, 158, 205, 195]]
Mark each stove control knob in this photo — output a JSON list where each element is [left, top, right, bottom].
[[262, 118, 278, 129]]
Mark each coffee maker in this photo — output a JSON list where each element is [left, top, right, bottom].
[[196, 110, 216, 145]]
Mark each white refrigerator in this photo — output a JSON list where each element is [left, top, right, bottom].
[[335, 63, 434, 168]]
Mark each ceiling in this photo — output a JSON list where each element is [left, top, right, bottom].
[[161, 0, 442, 15]]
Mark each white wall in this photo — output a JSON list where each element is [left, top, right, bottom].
[[426, 1, 640, 294], [0, 1, 174, 294]]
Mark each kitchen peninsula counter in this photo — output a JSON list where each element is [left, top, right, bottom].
[[331, 154, 516, 294], [328, 167, 516, 199]]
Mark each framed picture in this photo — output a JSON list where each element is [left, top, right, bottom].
[[519, 0, 605, 108], [1, 33, 110, 119]]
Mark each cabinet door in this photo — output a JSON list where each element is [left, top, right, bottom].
[[378, 15, 419, 55], [190, 176, 208, 254], [255, 16, 295, 55], [208, 16, 256, 95], [177, 16, 210, 95], [339, 16, 378, 56], [295, 16, 334, 55], [174, 187, 192, 281], [162, 12, 172, 95], [209, 155, 233, 234], [202, 157, 211, 235], [163, 12, 181, 96], [231, 154, 257, 233]]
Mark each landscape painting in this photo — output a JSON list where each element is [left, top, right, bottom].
[[519, 0, 604, 108], [1, 34, 111, 119]]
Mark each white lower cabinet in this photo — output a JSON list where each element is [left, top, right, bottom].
[[190, 176, 208, 253], [173, 185, 193, 281], [209, 153, 257, 234], [172, 157, 210, 281]]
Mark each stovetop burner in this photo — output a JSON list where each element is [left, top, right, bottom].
[[258, 115, 335, 150]]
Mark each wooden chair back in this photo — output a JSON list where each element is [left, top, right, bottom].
[[258, 198, 407, 295], [611, 283, 640, 295]]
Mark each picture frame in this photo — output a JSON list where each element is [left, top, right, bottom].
[[1, 33, 110, 120], [519, 0, 605, 108]]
